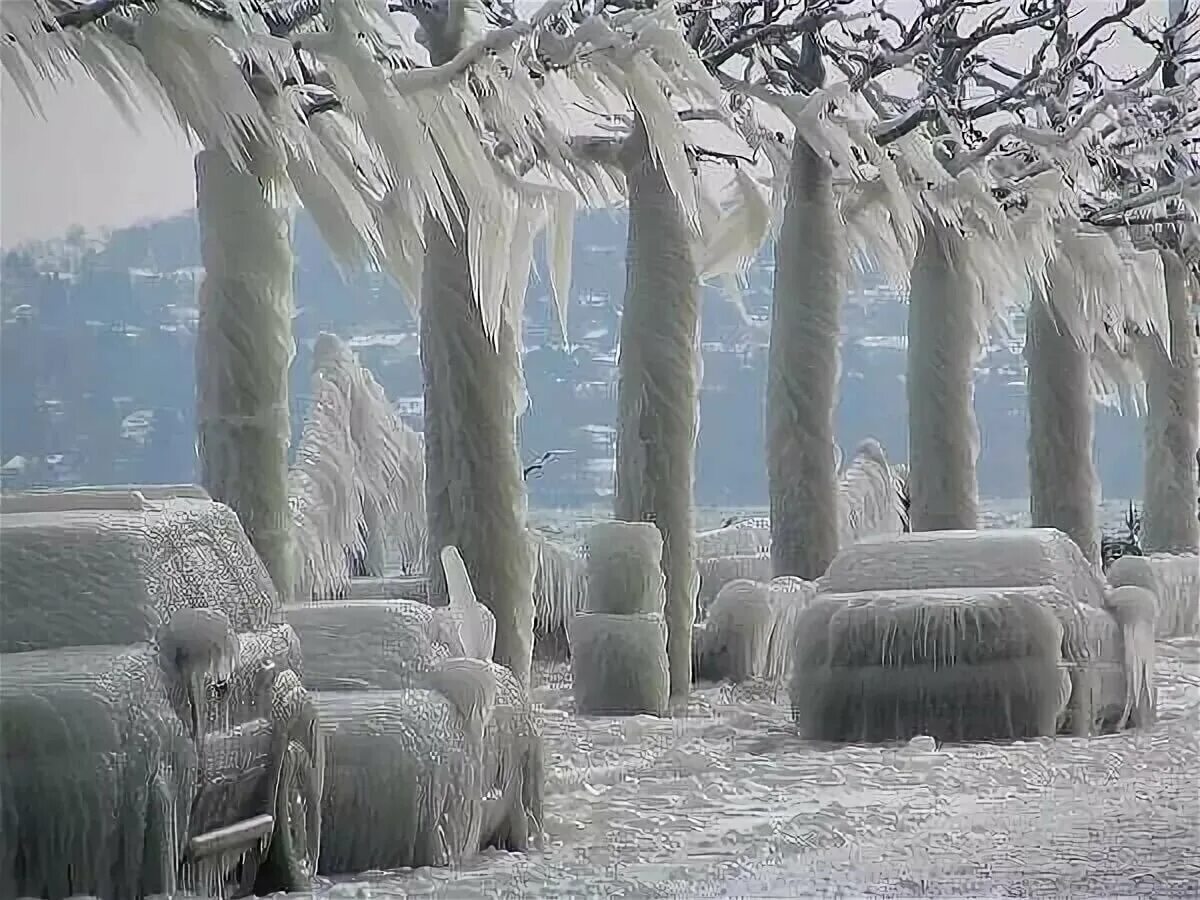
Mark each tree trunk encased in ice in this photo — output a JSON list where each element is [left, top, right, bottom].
[[614, 121, 700, 701], [421, 197, 534, 687], [195, 146, 295, 599], [1025, 295, 1100, 564], [906, 225, 982, 532], [1140, 251, 1200, 553], [767, 137, 844, 580], [418, 10, 534, 687]]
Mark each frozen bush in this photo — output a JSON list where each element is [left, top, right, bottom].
[[531, 529, 588, 659], [585, 522, 666, 616], [790, 587, 1066, 743], [696, 553, 773, 615], [569, 612, 669, 716], [763, 576, 818, 682], [1108, 553, 1199, 638], [694, 579, 773, 683]]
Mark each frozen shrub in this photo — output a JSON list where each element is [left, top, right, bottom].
[[1108, 553, 1199, 638], [569, 612, 669, 716], [694, 579, 774, 683], [585, 522, 666, 616], [696, 553, 772, 615], [763, 576, 818, 682]]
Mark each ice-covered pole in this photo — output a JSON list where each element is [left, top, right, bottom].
[[419, 1, 534, 685], [767, 135, 844, 579], [614, 116, 701, 701], [195, 144, 295, 598], [1140, 251, 1200, 552], [1025, 293, 1100, 563], [906, 224, 982, 531]]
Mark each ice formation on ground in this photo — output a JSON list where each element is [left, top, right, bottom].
[[694, 579, 774, 684], [264, 637, 1199, 899], [570, 522, 671, 716]]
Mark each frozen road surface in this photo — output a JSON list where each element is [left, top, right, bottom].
[[275, 636, 1200, 899]]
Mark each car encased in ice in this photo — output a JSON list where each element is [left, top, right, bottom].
[[0, 488, 322, 900], [283, 593, 543, 874]]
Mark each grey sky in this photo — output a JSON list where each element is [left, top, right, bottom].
[[2, 72, 197, 247], [0, 0, 1173, 250]]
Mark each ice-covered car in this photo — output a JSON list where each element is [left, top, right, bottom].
[[0, 489, 322, 899], [807, 528, 1156, 737], [282, 548, 542, 874]]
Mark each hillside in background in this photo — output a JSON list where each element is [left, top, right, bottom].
[[0, 211, 1145, 502]]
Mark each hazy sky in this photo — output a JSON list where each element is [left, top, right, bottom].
[[0, 0, 1171, 249], [2, 73, 198, 247]]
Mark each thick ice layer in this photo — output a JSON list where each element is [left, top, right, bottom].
[[569, 612, 669, 717], [0, 499, 277, 654], [696, 553, 773, 614], [1108, 553, 1200, 638], [194, 145, 295, 601], [474, 661, 544, 853], [819, 528, 1109, 611], [694, 580, 774, 683], [585, 522, 666, 616], [346, 576, 430, 601], [283, 600, 447, 691], [1104, 586, 1159, 730], [767, 137, 843, 582], [442, 546, 497, 661], [763, 576, 818, 683], [790, 587, 1065, 742], [0, 645, 196, 899], [313, 690, 482, 873]]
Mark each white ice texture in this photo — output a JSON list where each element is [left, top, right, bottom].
[[283, 549, 543, 873], [570, 522, 671, 716], [0, 497, 322, 898], [0, 498, 277, 654], [290, 333, 426, 602], [815, 529, 1157, 736], [1107, 553, 1200, 639], [695, 576, 818, 686]]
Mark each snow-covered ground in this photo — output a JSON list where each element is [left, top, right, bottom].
[[278, 638, 1198, 899], [267, 502, 1196, 899]]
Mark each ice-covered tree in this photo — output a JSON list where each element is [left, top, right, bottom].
[[832, 0, 1170, 540], [691, 1, 925, 579], [1075, 0, 1200, 553]]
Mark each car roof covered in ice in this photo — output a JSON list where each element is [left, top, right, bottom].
[[0, 497, 277, 653], [819, 528, 1107, 609]]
